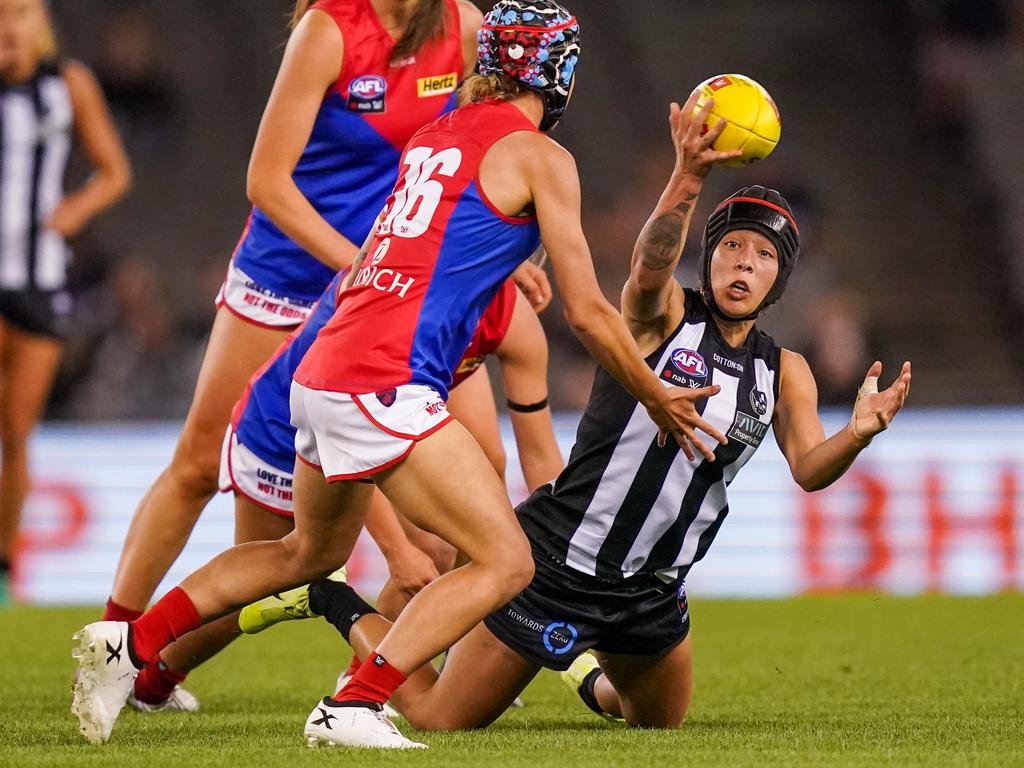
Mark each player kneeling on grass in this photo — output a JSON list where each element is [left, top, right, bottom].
[[250, 90, 912, 731], [116, 268, 561, 715]]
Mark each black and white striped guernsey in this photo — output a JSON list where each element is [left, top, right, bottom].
[[0, 62, 74, 292], [518, 288, 781, 581]]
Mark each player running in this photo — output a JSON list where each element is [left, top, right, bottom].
[[254, 89, 913, 733], [71, 0, 723, 749], [0, 0, 130, 604], [102, 0, 485, 624], [126, 270, 562, 711]]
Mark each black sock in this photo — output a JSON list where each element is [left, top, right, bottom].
[[308, 580, 378, 643], [578, 667, 605, 715]]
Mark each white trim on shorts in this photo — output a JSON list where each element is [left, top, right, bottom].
[[219, 426, 296, 517], [289, 381, 454, 482], [215, 260, 316, 329]]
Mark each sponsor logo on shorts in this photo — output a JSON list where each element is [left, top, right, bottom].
[[425, 400, 446, 417], [749, 387, 768, 416], [660, 348, 708, 389], [347, 75, 387, 113], [542, 621, 578, 656], [727, 411, 769, 448], [376, 389, 397, 407], [417, 72, 457, 97], [255, 467, 293, 503]]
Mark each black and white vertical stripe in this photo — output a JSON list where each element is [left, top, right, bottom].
[[0, 65, 73, 292], [519, 289, 781, 581]]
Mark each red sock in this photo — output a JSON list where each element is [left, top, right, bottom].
[[344, 655, 362, 678], [130, 587, 202, 665], [103, 597, 143, 622], [333, 651, 406, 706], [133, 656, 188, 705]]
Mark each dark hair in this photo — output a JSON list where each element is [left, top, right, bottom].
[[392, 0, 447, 62], [292, 0, 447, 62], [290, 0, 311, 29]]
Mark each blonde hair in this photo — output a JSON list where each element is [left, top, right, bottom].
[[458, 73, 521, 106]]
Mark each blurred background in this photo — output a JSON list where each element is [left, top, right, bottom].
[[44, 0, 1024, 416], [13, 0, 1024, 602]]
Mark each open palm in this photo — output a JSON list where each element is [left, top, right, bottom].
[[851, 361, 912, 440]]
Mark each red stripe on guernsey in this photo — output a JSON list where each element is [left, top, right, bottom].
[[315, 0, 463, 151], [295, 99, 540, 397], [229, 209, 255, 260], [230, 324, 306, 429], [451, 279, 517, 387]]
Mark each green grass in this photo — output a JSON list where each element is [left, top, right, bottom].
[[2, 595, 1022, 767]]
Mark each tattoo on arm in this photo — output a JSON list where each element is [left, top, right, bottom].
[[637, 195, 696, 271]]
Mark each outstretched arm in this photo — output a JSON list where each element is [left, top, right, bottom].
[[774, 352, 912, 491], [526, 138, 726, 461], [622, 92, 741, 332]]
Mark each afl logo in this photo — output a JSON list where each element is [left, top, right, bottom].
[[348, 76, 387, 113], [670, 349, 707, 379]]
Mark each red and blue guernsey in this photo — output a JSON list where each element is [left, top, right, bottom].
[[232, 274, 518, 474], [232, 0, 465, 305], [296, 98, 542, 400]]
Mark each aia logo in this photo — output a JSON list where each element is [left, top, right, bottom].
[[349, 75, 386, 99], [670, 349, 707, 379]]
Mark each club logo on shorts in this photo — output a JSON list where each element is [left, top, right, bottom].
[[661, 348, 708, 389], [677, 582, 690, 623], [348, 75, 387, 113], [749, 388, 768, 416], [542, 621, 578, 656], [376, 388, 397, 407]]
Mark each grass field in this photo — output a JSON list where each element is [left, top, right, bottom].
[[2, 594, 1022, 767]]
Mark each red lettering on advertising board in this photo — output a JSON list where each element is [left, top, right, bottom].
[[925, 467, 1018, 592], [802, 470, 891, 591]]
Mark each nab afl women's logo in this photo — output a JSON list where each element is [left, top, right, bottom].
[[671, 349, 707, 379], [348, 75, 387, 113]]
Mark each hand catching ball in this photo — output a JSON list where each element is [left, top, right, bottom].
[[692, 74, 781, 167]]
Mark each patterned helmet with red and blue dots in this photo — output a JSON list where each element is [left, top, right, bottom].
[[476, 1, 580, 132]]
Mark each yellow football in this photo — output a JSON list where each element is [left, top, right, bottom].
[[692, 74, 781, 167]]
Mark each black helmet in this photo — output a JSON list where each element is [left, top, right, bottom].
[[698, 185, 800, 320], [476, 1, 581, 132]]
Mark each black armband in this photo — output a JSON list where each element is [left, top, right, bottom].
[[507, 397, 549, 413]]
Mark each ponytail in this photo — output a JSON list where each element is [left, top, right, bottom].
[[458, 72, 521, 107], [391, 0, 447, 63], [290, 0, 312, 29]]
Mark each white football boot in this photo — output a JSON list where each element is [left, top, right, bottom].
[[303, 697, 426, 750], [71, 621, 142, 743], [127, 684, 200, 713], [335, 671, 400, 719]]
